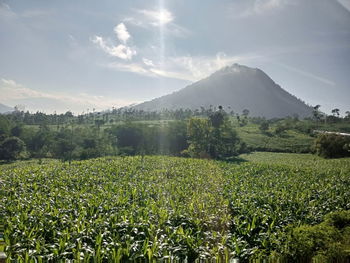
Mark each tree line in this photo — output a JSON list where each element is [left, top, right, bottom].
[[0, 107, 248, 162], [1, 104, 350, 162]]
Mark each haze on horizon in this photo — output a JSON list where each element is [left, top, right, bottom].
[[0, 0, 350, 115]]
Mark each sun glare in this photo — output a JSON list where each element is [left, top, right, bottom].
[[157, 8, 173, 25]]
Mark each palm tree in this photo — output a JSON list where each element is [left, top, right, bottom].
[[331, 108, 340, 117]]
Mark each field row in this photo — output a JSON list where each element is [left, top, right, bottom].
[[1, 154, 350, 261]]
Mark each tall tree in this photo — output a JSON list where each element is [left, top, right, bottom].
[[0, 137, 26, 161], [331, 108, 340, 117], [187, 107, 242, 159], [313, 105, 322, 121], [242, 109, 250, 118]]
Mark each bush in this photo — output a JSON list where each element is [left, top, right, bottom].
[[274, 124, 288, 135], [259, 121, 269, 133], [314, 134, 350, 158], [286, 210, 350, 262]]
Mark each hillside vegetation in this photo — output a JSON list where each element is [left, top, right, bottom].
[[2, 108, 350, 162], [1, 153, 350, 261]]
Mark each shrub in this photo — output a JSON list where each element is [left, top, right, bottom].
[[259, 121, 269, 133], [286, 210, 350, 262], [314, 134, 350, 158]]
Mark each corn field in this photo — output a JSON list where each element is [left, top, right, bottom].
[[1, 156, 349, 262]]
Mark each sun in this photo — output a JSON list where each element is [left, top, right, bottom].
[[157, 8, 173, 25]]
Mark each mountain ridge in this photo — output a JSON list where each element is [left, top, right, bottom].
[[133, 64, 313, 119], [0, 103, 13, 114]]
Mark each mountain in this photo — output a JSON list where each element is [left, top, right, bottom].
[[0, 103, 13, 114], [133, 64, 313, 119]]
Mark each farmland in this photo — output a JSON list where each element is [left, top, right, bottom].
[[1, 153, 350, 261]]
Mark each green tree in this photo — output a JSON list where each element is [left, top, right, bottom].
[[187, 108, 243, 159], [331, 108, 340, 117], [10, 125, 23, 137], [312, 105, 322, 121], [27, 126, 53, 158], [0, 115, 10, 137], [113, 123, 143, 155], [314, 134, 350, 158], [187, 118, 211, 158], [165, 121, 188, 155], [0, 136, 26, 161], [52, 129, 77, 162], [345, 111, 350, 119], [242, 109, 250, 118], [95, 119, 105, 130], [259, 121, 269, 133], [209, 106, 225, 128], [52, 137, 76, 162], [209, 117, 241, 159]]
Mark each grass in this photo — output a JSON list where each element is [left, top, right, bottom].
[[235, 123, 314, 153], [240, 151, 350, 170]]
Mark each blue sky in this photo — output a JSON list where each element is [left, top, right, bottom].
[[0, 0, 350, 114]]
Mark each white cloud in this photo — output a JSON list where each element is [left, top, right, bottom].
[[158, 53, 261, 81], [114, 23, 130, 44], [92, 35, 136, 60], [1, 78, 22, 88], [104, 52, 261, 82], [254, 0, 285, 13], [232, 0, 295, 17], [107, 62, 152, 76], [273, 62, 336, 86], [92, 23, 137, 60], [1, 78, 45, 99], [149, 68, 195, 82], [138, 8, 174, 26], [142, 58, 155, 67], [0, 78, 136, 113]]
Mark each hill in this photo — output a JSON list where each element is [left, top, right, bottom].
[[134, 64, 313, 119], [0, 103, 13, 114]]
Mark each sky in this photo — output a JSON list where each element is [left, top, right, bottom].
[[0, 0, 350, 114]]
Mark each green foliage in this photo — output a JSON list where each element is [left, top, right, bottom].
[[274, 123, 288, 135], [314, 134, 350, 158], [113, 123, 143, 155], [10, 125, 23, 137], [26, 126, 53, 158], [2, 106, 350, 160], [0, 136, 26, 161], [52, 137, 76, 162], [209, 119, 243, 159], [1, 154, 349, 261], [164, 121, 189, 155], [0, 115, 10, 136], [187, 110, 243, 159], [1, 156, 230, 261], [236, 123, 313, 153], [259, 121, 269, 133], [209, 109, 225, 128], [187, 118, 211, 157], [287, 211, 350, 261], [108, 121, 188, 156]]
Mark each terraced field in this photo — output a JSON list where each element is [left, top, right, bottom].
[[1, 154, 349, 261]]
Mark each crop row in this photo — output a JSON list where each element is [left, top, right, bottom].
[[1, 156, 349, 261]]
